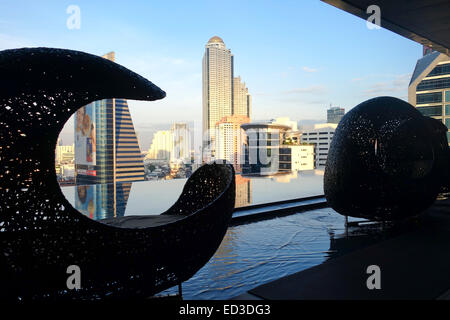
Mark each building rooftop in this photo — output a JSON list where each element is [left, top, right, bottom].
[[241, 122, 292, 131], [208, 36, 224, 44]]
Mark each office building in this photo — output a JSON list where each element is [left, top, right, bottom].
[[56, 163, 75, 179], [146, 123, 191, 163], [171, 123, 191, 163], [327, 106, 345, 124], [202, 36, 233, 159], [241, 117, 312, 174], [408, 49, 450, 143], [300, 123, 337, 167], [202, 36, 251, 161], [74, 52, 145, 184], [241, 122, 290, 175], [215, 115, 250, 172], [233, 76, 251, 118], [56, 144, 74, 164], [146, 130, 173, 160], [271, 117, 301, 144], [279, 145, 315, 171]]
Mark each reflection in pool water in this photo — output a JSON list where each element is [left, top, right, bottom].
[[61, 168, 325, 220], [160, 206, 409, 299], [61, 167, 368, 299], [168, 207, 346, 299]]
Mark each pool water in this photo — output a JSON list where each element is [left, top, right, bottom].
[[60, 168, 396, 299], [162, 207, 346, 299]]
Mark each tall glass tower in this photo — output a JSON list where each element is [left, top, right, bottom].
[[202, 36, 233, 160], [74, 52, 145, 185], [327, 106, 345, 124], [408, 49, 450, 144]]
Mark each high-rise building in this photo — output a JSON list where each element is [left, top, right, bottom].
[[171, 123, 191, 163], [300, 123, 337, 167], [327, 106, 345, 124], [74, 52, 145, 184], [146, 130, 173, 160], [215, 115, 250, 171], [203, 36, 233, 160], [55, 144, 74, 164], [241, 118, 309, 174], [408, 50, 450, 144], [146, 123, 191, 163], [241, 122, 290, 175], [233, 76, 251, 118]]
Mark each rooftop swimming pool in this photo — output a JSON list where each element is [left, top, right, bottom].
[[163, 206, 348, 299], [61, 169, 325, 219], [60, 168, 390, 299]]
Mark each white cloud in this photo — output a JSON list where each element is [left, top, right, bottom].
[[363, 73, 411, 95], [302, 66, 318, 73]]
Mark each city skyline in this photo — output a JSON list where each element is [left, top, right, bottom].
[[0, 1, 424, 150]]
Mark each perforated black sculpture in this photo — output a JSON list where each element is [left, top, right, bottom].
[[0, 48, 235, 300], [324, 96, 449, 221]]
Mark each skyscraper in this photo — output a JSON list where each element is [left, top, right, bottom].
[[146, 123, 191, 163], [55, 144, 74, 164], [146, 130, 173, 160], [75, 52, 145, 185], [171, 123, 191, 163], [215, 114, 250, 172], [408, 50, 450, 143], [233, 76, 251, 118], [327, 106, 345, 124], [202, 36, 233, 160]]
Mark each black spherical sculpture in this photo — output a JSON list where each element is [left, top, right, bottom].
[[0, 48, 236, 300], [324, 96, 448, 221]]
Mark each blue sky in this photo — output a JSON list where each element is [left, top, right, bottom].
[[0, 0, 422, 149]]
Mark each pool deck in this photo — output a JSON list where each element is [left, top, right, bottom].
[[232, 195, 450, 300]]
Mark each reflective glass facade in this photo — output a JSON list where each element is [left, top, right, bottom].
[[75, 98, 145, 185], [75, 52, 145, 185], [75, 182, 132, 220], [327, 107, 345, 124], [411, 55, 450, 144], [428, 63, 450, 77]]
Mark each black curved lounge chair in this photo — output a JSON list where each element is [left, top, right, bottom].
[[324, 97, 448, 221], [0, 48, 236, 300]]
